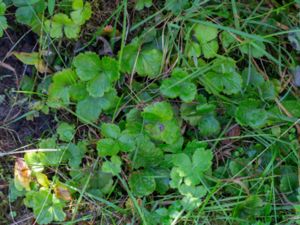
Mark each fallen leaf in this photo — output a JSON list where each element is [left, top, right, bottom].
[[54, 183, 72, 201], [12, 52, 52, 73], [14, 158, 31, 191], [222, 124, 241, 145]]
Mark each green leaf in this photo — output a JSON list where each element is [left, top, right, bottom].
[[72, 0, 83, 9], [202, 71, 242, 95], [185, 40, 201, 58], [69, 82, 88, 101], [9, 180, 26, 202], [221, 31, 236, 48], [136, 49, 162, 78], [129, 170, 156, 197], [118, 132, 136, 152], [142, 101, 181, 144], [235, 99, 268, 128], [260, 80, 277, 101], [119, 43, 139, 74], [172, 148, 213, 186], [202, 39, 219, 59], [47, 69, 77, 108], [125, 108, 143, 134], [193, 23, 218, 43], [0, 1, 6, 15], [20, 75, 34, 91], [142, 101, 174, 122], [0, 1, 7, 37], [97, 138, 120, 156], [131, 134, 163, 169], [233, 195, 264, 220], [192, 148, 213, 173], [172, 153, 192, 177], [135, 0, 152, 10], [0, 16, 7, 37], [150, 168, 170, 194], [71, 2, 92, 25], [64, 24, 81, 39], [73, 52, 101, 81], [24, 190, 66, 225], [165, 0, 189, 14], [242, 66, 265, 88], [57, 122, 75, 142], [198, 114, 220, 136], [24, 152, 44, 173], [76, 96, 103, 122], [120, 43, 163, 78], [44, 13, 79, 39], [101, 123, 121, 139], [14, 0, 45, 28], [102, 156, 122, 176], [75, 89, 119, 123], [144, 120, 181, 144], [67, 142, 87, 169], [160, 68, 197, 103], [38, 138, 67, 166], [48, 0, 55, 15], [86, 57, 119, 97], [239, 40, 266, 58]]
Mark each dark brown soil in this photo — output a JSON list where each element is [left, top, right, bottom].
[[0, 26, 53, 224]]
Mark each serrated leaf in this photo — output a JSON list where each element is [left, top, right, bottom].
[[47, 69, 77, 108], [0, 16, 7, 37], [69, 82, 88, 101], [97, 138, 120, 156], [144, 120, 181, 144], [185, 40, 201, 58], [87, 56, 119, 97], [160, 68, 197, 103], [165, 0, 189, 14], [193, 23, 218, 43], [71, 2, 92, 25], [202, 71, 242, 95], [131, 134, 163, 169], [135, 0, 152, 10], [129, 171, 156, 197], [120, 43, 163, 78], [202, 39, 219, 59], [67, 142, 86, 168], [73, 52, 101, 81], [101, 123, 121, 139], [14, 0, 45, 29], [142, 101, 174, 121], [35, 173, 50, 187], [102, 156, 122, 176], [75, 96, 102, 122], [57, 122, 75, 142], [172, 148, 213, 186], [136, 48, 162, 78], [239, 40, 266, 58], [198, 114, 220, 136], [235, 99, 268, 128], [24, 190, 66, 224], [118, 132, 136, 152]]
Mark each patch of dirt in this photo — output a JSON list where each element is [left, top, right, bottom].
[[0, 26, 53, 224]]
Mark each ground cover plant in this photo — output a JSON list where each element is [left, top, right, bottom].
[[1, 0, 300, 224]]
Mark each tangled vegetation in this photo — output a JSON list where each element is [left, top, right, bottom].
[[1, 0, 300, 224]]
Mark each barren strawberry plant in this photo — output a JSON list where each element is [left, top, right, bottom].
[[1, 0, 300, 224]]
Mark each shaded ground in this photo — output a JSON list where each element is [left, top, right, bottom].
[[0, 26, 53, 224]]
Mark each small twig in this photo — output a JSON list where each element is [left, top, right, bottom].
[[0, 61, 18, 87]]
